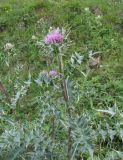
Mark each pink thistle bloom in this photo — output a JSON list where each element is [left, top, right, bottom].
[[49, 70, 58, 77], [44, 29, 64, 44]]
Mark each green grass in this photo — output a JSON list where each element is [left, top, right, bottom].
[[1, 0, 123, 159]]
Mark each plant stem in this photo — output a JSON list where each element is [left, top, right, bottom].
[[0, 81, 11, 104], [68, 125, 72, 160], [49, 49, 55, 143], [58, 50, 72, 160], [58, 51, 69, 101], [51, 115, 55, 143]]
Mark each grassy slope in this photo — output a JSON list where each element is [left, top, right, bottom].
[[0, 0, 123, 157], [0, 0, 123, 109], [0, 0, 123, 110]]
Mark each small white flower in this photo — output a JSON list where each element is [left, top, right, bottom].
[[4, 43, 14, 51], [31, 35, 37, 40], [49, 26, 53, 30], [84, 7, 89, 12]]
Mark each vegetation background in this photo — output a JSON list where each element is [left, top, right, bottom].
[[0, 0, 123, 159]]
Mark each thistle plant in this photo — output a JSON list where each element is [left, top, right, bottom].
[[44, 28, 72, 159]]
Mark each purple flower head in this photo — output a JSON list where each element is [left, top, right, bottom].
[[44, 29, 64, 44], [49, 70, 58, 77]]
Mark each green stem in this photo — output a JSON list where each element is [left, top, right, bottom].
[[0, 81, 11, 104], [58, 52, 69, 101], [51, 115, 55, 143], [57, 49, 72, 160]]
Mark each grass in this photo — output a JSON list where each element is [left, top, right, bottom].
[[0, 0, 123, 159]]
